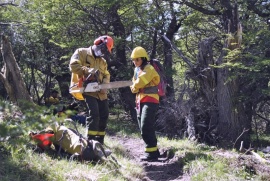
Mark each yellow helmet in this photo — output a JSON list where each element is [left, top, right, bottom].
[[130, 46, 149, 61]]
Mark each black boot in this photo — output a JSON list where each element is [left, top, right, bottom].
[[95, 136, 104, 145], [87, 135, 96, 141], [140, 150, 160, 161]]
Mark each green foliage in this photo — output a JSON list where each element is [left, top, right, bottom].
[[251, 134, 270, 147], [183, 152, 258, 180], [1, 1, 270, 180], [0, 100, 57, 158], [189, 159, 233, 180]]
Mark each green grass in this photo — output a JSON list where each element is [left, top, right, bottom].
[[0, 139, 143, 181], [108, 109, 140, 137], [1, 102, 270, 181], [251, 133, 270, 147]]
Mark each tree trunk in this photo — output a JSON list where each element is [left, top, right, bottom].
[[195, 36, 251, 147], [0, 35, 33, 106], [216, 2, 251, 147], [175, 0, 252, 147], [186, 112, 196, 141], [216, 64, 251, 147], [109, 4, 137, 122], [162, 15, 181, 98], [55, 72, 72, 99], [195, 37, 219, 129], [163, 38, 174, 98]]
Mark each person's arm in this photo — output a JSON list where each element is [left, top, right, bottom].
[[100, 60, 110, 94], [102, 62, 110, 84], [130, 65, 160, 93], [69, 49, 93, 76]]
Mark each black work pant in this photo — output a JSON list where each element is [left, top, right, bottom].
[[84, 95, 109, 137], [137, 102, 159, 153]]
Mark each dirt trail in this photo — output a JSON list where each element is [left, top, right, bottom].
[[109, 135, 190, 181], [109, 134, 270, 181]]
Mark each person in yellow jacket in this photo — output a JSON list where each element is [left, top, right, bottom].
[[130, 46, 161, 161], [45, 90, 60, 107], [69, 35, 113, 144]]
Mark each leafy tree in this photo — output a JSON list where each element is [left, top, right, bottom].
[[167, 0, 270, 147], [1, 0, 270, 149]]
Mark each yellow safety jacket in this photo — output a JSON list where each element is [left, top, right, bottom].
[[69, 47, 110, 100], [45, 96, 59, 105], [130, 64, 160, 102]]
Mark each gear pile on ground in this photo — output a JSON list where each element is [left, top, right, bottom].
[[29, 120, 110, 162]]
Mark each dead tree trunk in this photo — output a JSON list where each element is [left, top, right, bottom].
[[0, 35, 33, 106], [186, 112, 196, 141], [161, 0, 251, 147], [216, 56, 251, 147], [215, 2, 250, 147]]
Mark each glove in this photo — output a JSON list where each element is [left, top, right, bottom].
[[85, 68, 95, 76], [81, 66, 94, 76], [84, 68, 96, 84], [99, 89, 107, 94], [130, 85, 139, 93], [87, 68, 95, 74]]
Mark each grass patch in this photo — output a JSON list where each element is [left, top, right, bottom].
[[1, 101, 269, 181], [107, 111, 139, 137], [0, 138, 143, 181], [251, 133, 270, 147]]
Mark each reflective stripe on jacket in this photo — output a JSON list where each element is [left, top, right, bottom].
[[130, 64, 160, 102], [69, 47, 110, 100]]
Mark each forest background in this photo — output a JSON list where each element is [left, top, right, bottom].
[[0, 0, 270, 180]]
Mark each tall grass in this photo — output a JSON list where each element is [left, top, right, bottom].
[[0, 101, 269, 180]]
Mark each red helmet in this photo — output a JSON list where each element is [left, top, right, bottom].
[[94, 35, 114, 53]]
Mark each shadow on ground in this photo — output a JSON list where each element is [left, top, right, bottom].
[[143, 159, 184, 181]]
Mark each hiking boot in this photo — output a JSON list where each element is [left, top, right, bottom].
[[96, 149, 112, 158], [95, 136, 104, 145], [140, 150, 160, 161], [87, 135, 96, 141]]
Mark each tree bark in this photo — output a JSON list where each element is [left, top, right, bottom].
[[162, 13, 181, 98], [215, 2, 251, 147], [55, 72, 72, 99], [216, 65, 251, 147], [187, 1, 251, 147], [186, 112, 196, 141], [0, 35, 33, 106]]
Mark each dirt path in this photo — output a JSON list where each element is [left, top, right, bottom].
[[109, 134, 190, 181], [108, 134, 270, 181]]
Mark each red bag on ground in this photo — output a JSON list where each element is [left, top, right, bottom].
[[30, 132, 54, 150]]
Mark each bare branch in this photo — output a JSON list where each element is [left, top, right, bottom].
[[233, 128, 249, 149], [181, 1, 221, 15], [256, 113, 270, 123], [161, 35, 193, 68], [0, 23, 12, 26], [0, 3, 18, 7], [0, 22, 23, 26]]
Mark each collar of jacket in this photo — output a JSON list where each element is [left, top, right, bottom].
[[86, 46, 105, 61], [87, 46, 107, 62], [87, 46, 94, 56]]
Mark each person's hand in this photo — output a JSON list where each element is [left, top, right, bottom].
[[85, 68, 95, 77], [130, 85, 138, 93], [87, 68, 95, 74], [100, 89, 107, 94]]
